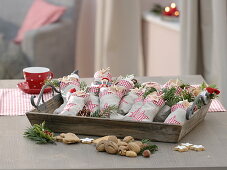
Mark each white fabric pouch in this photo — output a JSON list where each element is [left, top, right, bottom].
[[60, 91, 88, 116], [86, 86, 100, 115], [123, 97, 144, 121], [118, 92, 139, 115], [99, 90, 121, 111], [54, 80, 80, 114], [164, 101, 191, 125]]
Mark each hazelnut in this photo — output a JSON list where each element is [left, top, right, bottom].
[[118, 141, 128, 147], [104, 141, 118, 154], [108, 136, 118, 144], [96, 140, 107, 152], [128, 142, 141, 154], [123, 136, 134, 143], [142, 150, 151, 158], [118, 146, 128, 156], [126, 151, 137, 157]]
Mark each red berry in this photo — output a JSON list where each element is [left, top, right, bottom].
[[69, 88, 76, 93]]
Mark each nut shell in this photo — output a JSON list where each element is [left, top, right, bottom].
[[128, 142, 141, 154], [93, 136, 110, 144], [118, 141, 128, 147], [126, 151, 137, 157], [123, 136, 134, 143], [118, 146, 128, 156], [108, 136, 118, 144], [142, 150, 151, 158], [105, 141, 118, 154], [134, 141, 143, 149], [96, 140, 107, 152]]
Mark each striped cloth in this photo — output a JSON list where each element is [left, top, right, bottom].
[[209, 99, 226, 112], [117, 80, 134, 90], [0, 88, 226, 116], [165, 115, 181, 125], [0, 89, 52, 116]]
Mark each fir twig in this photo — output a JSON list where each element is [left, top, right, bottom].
[[163, 88, 182, 106], [179, 83, 190, 89], [80, 81, 88, 91], [196, 99, 204, 109], [143, 87, 157, 98], [180, 90, 194, 102], [134, 82, 142, 89], [101, 105, 118, 118], [91, 105, 118, 118], [44, 79, 60, 87], [24, 121, 55, 144], [140, 139, 158, 154]]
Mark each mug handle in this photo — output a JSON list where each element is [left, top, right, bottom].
[[49, 71, 54, 79]]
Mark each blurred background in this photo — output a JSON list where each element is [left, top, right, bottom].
[[0, 0, 226, 106]]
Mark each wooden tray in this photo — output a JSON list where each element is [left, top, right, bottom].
[[26, 85, 211, 143]]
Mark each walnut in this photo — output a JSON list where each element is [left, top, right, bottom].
[[123, 136, 134, 143], [126, 151, 137, 157], [128, 142, 141, 154], [108, 136, 118, 144], [104, 141, 118, 154], [93, 136, 110, 144], [133, 141, 143, 149], [118, 146, 128, 156], [118, 141, 128, 147], [96, 140, 107, 152]]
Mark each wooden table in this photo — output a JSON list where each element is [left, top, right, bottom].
[[1, 75, 227, 170]]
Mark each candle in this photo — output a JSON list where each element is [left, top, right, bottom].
[[174, 11, 180, 17], [163, 6, 172, 16], [170, 3, 177, 14], [170, 3, 176, 9]]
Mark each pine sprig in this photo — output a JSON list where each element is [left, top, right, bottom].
[[180, 90, 194, 102], [134, 82, 142, 89], [24, 121, 55, 144], [140, 139, 158, 154], [143, 87, 157, 98], [80, 81, 88, 91], [91, 105, 118, 118], [179, 83, 190, 89], [163, 87, 181, 106], [44, 79, 60, 87], [196, 99, 204, 109]]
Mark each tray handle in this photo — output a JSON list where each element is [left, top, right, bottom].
[[31, 84, 61, 111], [186, 91, 210, 120]]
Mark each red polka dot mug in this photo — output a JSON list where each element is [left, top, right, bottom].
[[23, 67, 54, 89]]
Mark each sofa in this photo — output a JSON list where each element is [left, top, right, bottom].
[[0, 0, 81, 78]]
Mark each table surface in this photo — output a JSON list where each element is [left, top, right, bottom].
[[0, 75, 227, 170]]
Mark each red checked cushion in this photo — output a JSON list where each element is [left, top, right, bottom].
[[14, 0, 66, 43]]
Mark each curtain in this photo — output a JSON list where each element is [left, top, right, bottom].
[[75, 0, 96, 77], [75, 0, 144, 77], [181, 0, 227, 107]]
